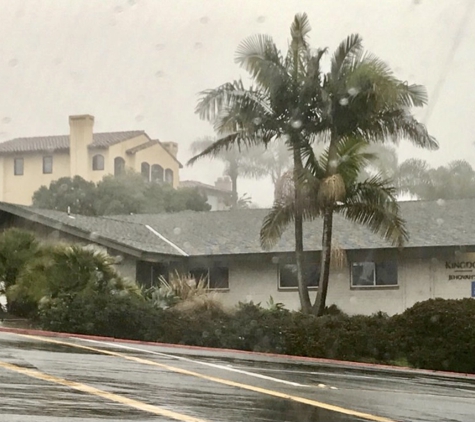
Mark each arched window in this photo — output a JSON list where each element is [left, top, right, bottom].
[[151, 164, 164, 182], [165, 168, 174, 185], [92, 154, 104, 171], [114, 157, 125, 176], [141, 162, 150, 182]]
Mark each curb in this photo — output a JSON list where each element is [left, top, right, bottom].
[[1, 326, 475, 382]]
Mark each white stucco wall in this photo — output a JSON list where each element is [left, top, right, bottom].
[[213, 253, 475, 315]]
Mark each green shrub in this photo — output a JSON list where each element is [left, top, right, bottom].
[[0, 228, 40, 290], [394, 298, 475, 373], [38, 291, 161, 340], [8, 243, 141, 317]]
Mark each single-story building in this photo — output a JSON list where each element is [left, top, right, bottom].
[[0, 199, 473, 315]]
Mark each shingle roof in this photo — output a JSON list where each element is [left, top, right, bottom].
[[0, 199, 473, 258], [0, 131, 144, 154]]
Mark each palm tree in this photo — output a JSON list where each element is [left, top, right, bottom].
[[261, 137, 408, 312], [189, 14, 327, 312], [190, 15, 437, 314], [296, 34, 438, 315], [190, 137, 268, 209]]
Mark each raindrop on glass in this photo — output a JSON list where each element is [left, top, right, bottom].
[[8, 59, 18, 67], [114, 5, 123, 13], [257, 16, 266, 23], [291, 119, 302, 129], [155, 43, 165, 51], [271, 256, 279, 264], [2, 117, 11, 124], [436, 218, 444, 226], [252, 117, 262, 125], [199, 16, 209, 24], [436, 198, 445, 206], [173, 227, 181, 235], [184, 241, 191, 249], [90, 232, 100, 241], [339, 98, 349, 106], [135, 114, 144, 122], [155, 70, 164, 78], [194, 42, 203, 49], [348, 87, 359, 96]]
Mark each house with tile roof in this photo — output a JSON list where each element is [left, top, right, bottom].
[[180, 177, 233, 211], [0, 114, 182, 205], [0, 199, 474, 315]]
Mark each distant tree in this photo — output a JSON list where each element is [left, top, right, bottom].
[[32, 172, 211, 216], [32, 176, 97, 215], [190, 137, 268, 209]]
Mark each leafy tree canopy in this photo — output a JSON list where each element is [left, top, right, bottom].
[[32, 172, 211, 216]]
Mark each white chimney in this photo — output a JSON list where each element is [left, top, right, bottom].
[[69, 114, 94, 177]]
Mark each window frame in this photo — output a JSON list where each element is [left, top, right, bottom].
[[165, 168, 174, 185], [278, 261, 320, 290], [151, 164, 164, 183], [92, 154, 105, 171], [189, 266, 230, 291], [141, 162, 150, 182], [42, 155, 53, 174], [13, 157, 24, 176], [350, 260, 398, 288], [114, 156, 125, 176]]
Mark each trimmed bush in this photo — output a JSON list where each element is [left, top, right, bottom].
[[395, 298, 475, 373]]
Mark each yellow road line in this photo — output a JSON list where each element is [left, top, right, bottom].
[[20, 333, 397, 422], [0, 359, 208, 422]]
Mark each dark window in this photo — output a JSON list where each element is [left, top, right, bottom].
[[43, 156, 53, 174], [141, 162, 150, 181], [135, 261, 169, 288], [14, 158, 23, 175], [209, 267, 229, 289], [151, 164, 164, 182], [279, 262, 319, 289], [114, 156, 125, 176], [92, 154, 104, 171], [351, 261, 398, 287], [189, 266, 230, 290], [165, 168, 174, 185]]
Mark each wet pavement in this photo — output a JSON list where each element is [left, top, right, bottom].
[[0, 331, 474, 421]]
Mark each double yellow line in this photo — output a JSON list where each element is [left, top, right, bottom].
[[1, 333, 397, 422]]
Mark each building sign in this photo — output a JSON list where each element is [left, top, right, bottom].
[[445, 255, 475, 281]]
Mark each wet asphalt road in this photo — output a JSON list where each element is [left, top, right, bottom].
[[0, 331, 474, 421]]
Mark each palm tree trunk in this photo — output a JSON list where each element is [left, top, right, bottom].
[[313, 134, 338, 316], [313, 206, 333, 316], [293, 145, 312, 313]]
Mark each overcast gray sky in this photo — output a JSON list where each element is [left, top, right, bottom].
[[0, 0, 473, 206]]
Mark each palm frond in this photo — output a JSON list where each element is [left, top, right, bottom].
[[260, 201, 296, 250], [187, 131, 262, 166], [331, 34, 363, 81], [235, 34, 287, 93], [339, 175, 408, 246]]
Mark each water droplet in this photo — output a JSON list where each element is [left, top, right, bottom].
[[194, 42, 203, 49], [436, 218, 444, 226], [114, 255, 124, 264], [135, 114, 144, 122], [339, 98, 349, 106], [291, 119, 302, 129], [173, 227, 181, 235], [430, 315, 439, 323], [257, 16, 266, 23], [53, 57, 62, 65], [348, 87, 359, 96], [349, 296, 357, 304], [155, 70, 164, 78], [0, 132, 8, 140], [155, 43, 165, 51], [318, 383, 326, 388], [329, 159, 338, 169], [436, 198, 445, 206], [184, 241, 191, 249], [431, 257, 439, 264], [90, 232, 99, 241], [199, 16, 209, 24], [252, 117, 262, 125], [330, 386, 338, 390], [114, 5, 123, 13], [128, 0, 136, 5], [2, 117, 11, 124], [271, 256, 279, 264], [8, 59, 18, 67]]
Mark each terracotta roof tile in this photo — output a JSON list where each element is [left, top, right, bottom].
[[0, 131, 144, 154]]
